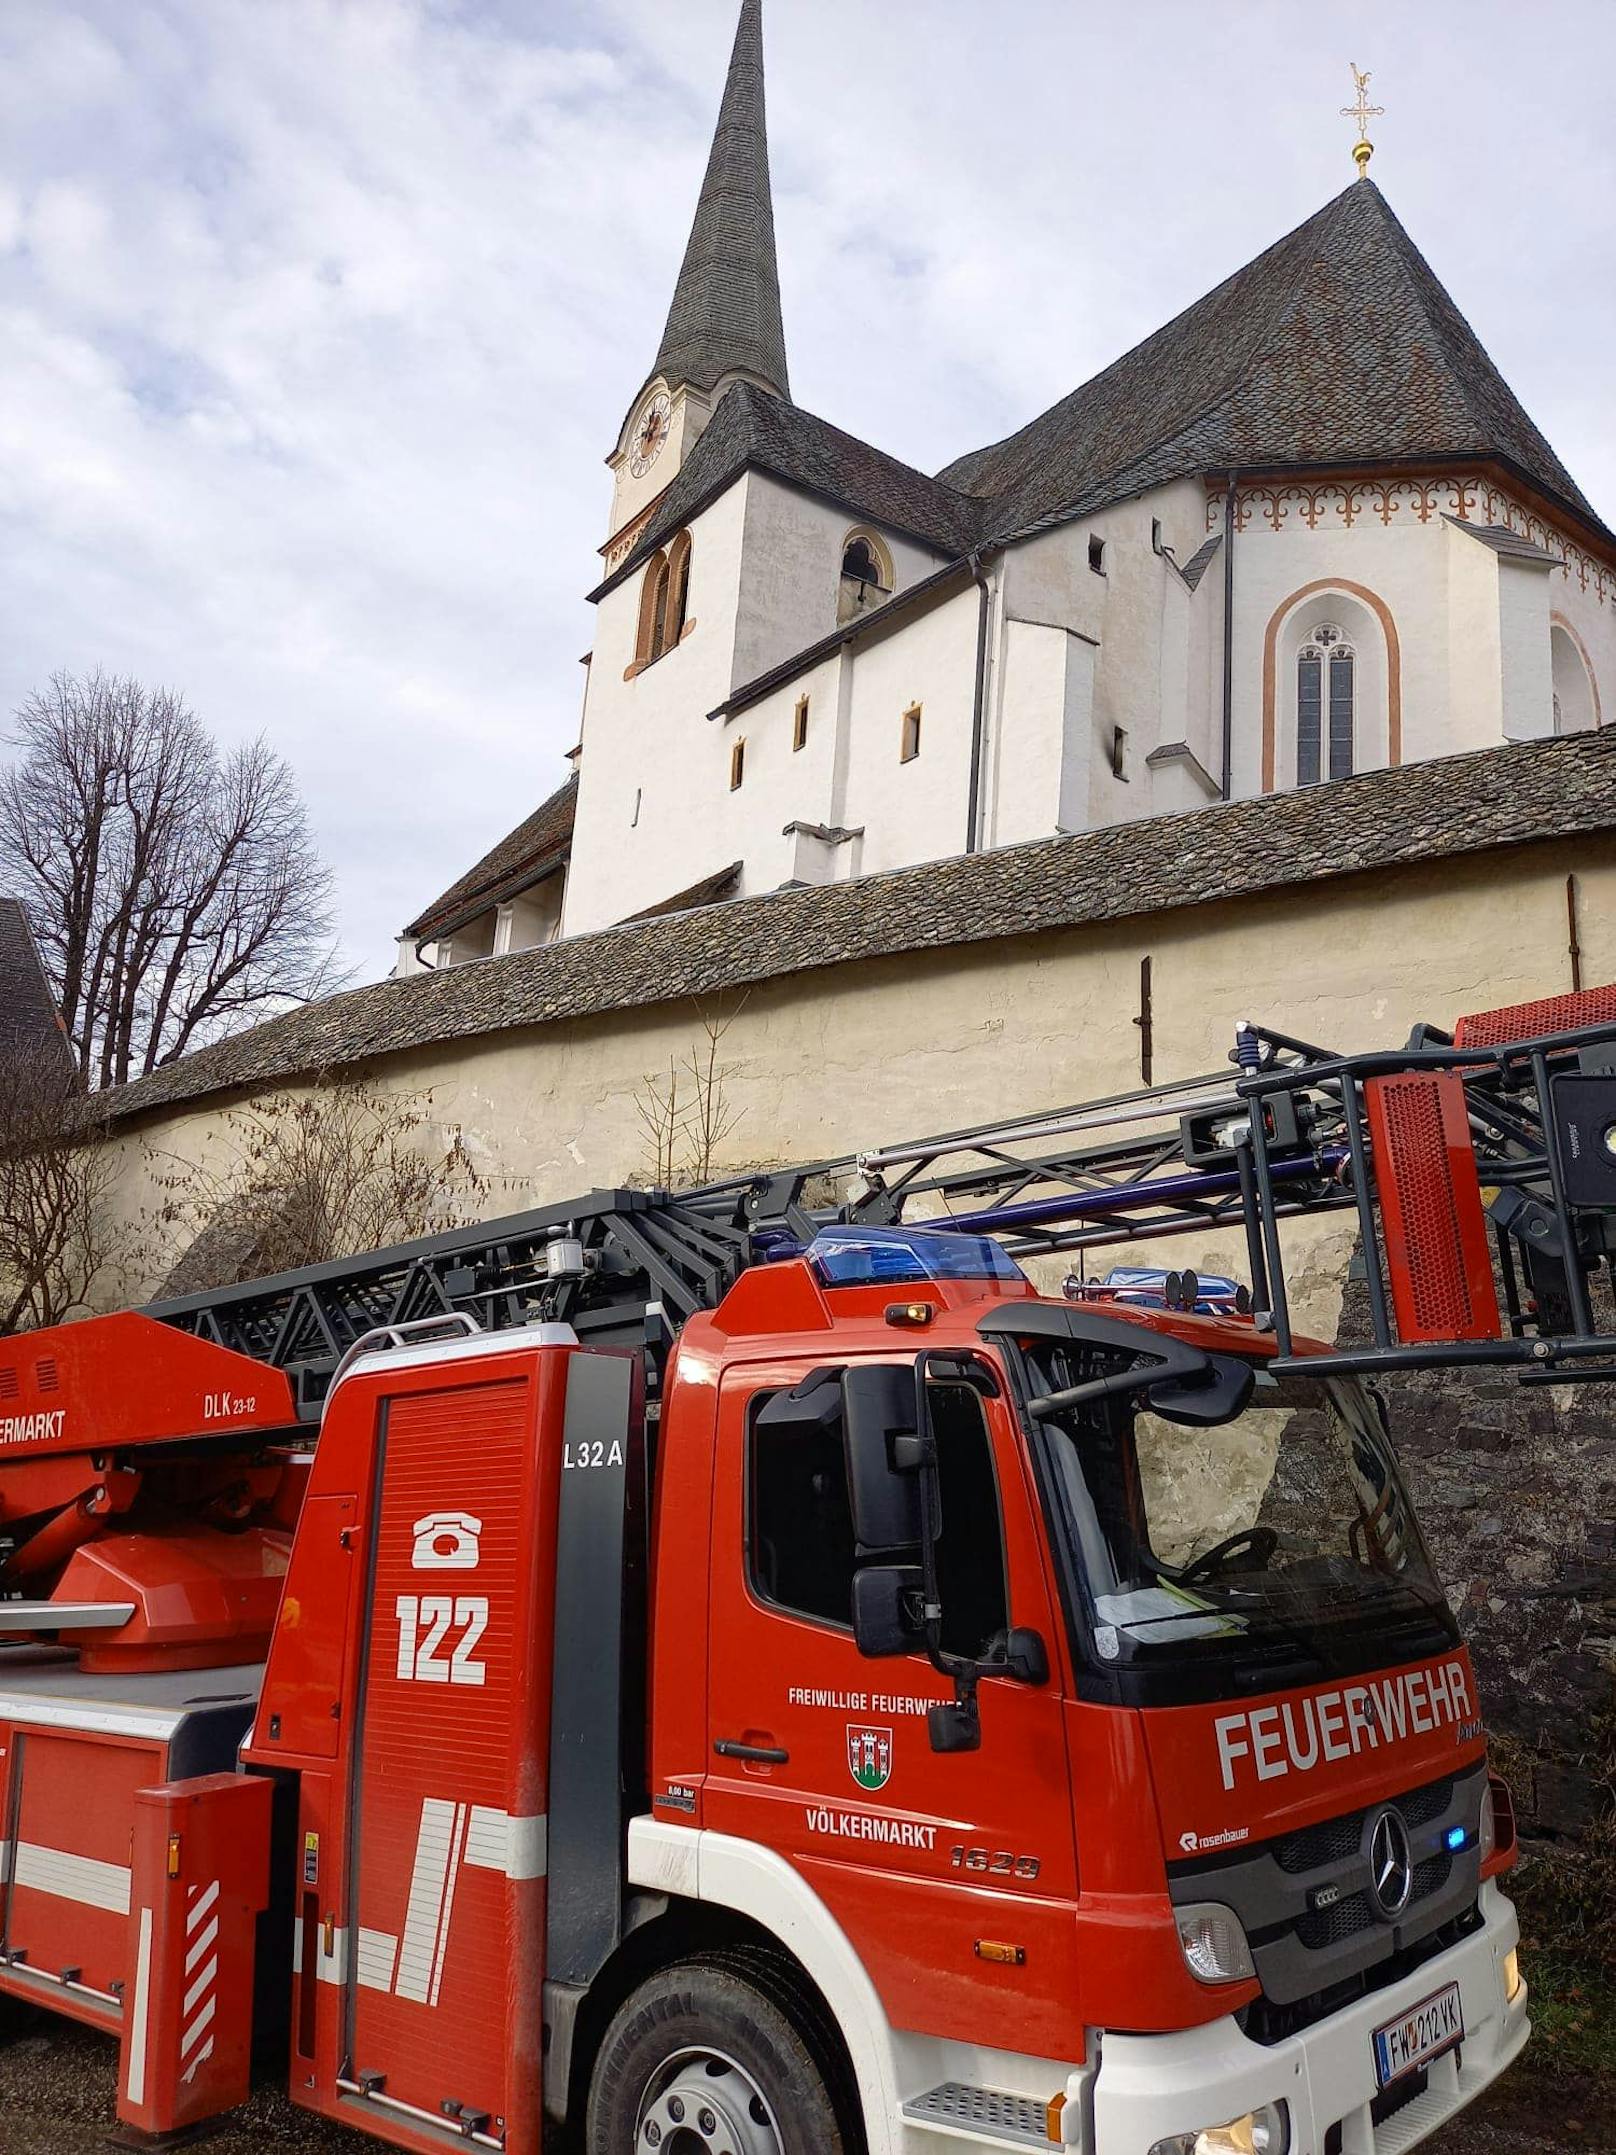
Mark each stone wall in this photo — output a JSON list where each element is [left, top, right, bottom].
[[1339, 1276, 1616, 1841]]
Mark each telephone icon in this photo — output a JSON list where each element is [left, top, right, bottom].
[[412, 1510, 483, 1571]]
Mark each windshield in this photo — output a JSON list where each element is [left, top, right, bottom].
[[1019, 1338, 1458, 1701]]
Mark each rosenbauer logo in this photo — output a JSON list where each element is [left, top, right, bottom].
[[1213, 1658, 1473, 1793]]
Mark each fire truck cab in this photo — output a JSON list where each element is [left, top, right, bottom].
[[102, 1225, 1513, 2155]]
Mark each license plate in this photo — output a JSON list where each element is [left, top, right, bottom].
[[1373, 1982, 1464, 2088]]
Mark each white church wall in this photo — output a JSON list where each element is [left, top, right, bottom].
[[1230, 513, 1460, 798], [995, 483, 1219, 834], [1550, 576, 1613, 731], [838, 585, 984, 875], [1224, 479, 1614, 803], [564, 478, 751, 937], [716, 648, 848, 896], [1552, 620, 1600, 732], [733, 476, 948, 695], [990, 620, 1096, 845], [1444, 520, 1506, 747], [1497, 557, 1556, 740]]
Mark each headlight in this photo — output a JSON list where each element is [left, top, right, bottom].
[[1175, 1901, 1256, 1985], [1503, 1947, 1524, 2002], [1148, 2104, 1291, 2155], [1479, 1781, 1496, 1862]]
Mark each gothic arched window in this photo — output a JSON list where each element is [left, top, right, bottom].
[[1297, 622, 1356, 785], [838, 530, 894, 624], [635, 530, 694, 670]]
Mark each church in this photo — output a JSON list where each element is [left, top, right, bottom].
[[398, 2, 1613, 971]]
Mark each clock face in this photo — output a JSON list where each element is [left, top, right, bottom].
[[630, 390, 672, 479]]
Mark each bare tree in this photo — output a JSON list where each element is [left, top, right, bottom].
[[0, 1047, 117, 1334], [0, 671, 342, 1089], [632, 996, 749, 1188], [147, 1077, 487, 1292]]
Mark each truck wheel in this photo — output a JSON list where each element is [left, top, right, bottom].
[[587, 1956, 851, 2155]]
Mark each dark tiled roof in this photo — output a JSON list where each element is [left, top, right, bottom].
[[404, 775, 577, 942], [0, 898, 73, 1076], [1443, 517, 1562, 567], [630, 861, 744, 921], [940, 181, 1609, 547], [598, 382, 975, 597], [91, 728, 1616, 1129], [649, 0, 789, 402]]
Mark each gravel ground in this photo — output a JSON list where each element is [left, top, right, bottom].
[[0, 2004, 1608, 2155]]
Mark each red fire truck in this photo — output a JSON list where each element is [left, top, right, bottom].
[[5, 983, 1613, 2154]]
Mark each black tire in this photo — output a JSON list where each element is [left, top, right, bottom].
[[586, 1954, 852, 2155]]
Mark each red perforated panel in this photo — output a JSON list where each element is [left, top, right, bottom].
[[1366, 1072, 1503, 1344], [1455, 982, 1616, 1049]]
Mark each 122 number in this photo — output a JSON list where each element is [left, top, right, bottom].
[[395, 1594, 488, 1686]]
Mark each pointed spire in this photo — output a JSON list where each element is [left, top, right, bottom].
[[651, 0, 789, 402]]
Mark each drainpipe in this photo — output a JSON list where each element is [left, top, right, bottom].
[[1220, 473, 1237, 799], [965, 550, 994, 853]]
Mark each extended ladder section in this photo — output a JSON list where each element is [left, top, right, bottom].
[[143, 982, 1616, 1406]]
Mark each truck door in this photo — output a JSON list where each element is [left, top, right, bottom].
[[705, 1356, 1082, 2057], [342, 1368, 553, 2152]]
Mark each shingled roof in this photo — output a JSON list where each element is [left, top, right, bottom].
[[598, 381, 975, 597], [91, 728, 1616, 1130], [0, 898, 73, 1079], [647, 0, 789, 404], [943, 179, 1609, 548], [404, 773, 577, 943]]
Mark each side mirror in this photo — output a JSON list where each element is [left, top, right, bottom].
[[851, 1565, 924, 1658], [842, 1363, 926, 1550], [1146, 1354, 1254, 1427], [984, 1627, 1050, 1686]]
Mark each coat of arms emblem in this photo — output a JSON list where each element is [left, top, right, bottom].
[[846, 1724, 894, 1792]]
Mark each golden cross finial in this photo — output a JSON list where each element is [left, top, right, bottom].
[[1341, 62, 1384, 178]]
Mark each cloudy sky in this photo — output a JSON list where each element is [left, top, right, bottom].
[[2, 0, 1612, 979]]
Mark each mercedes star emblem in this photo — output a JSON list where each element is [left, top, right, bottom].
[[1368, 1807, 1414, 1920]]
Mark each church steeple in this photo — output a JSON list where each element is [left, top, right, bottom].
[[607, 0, 789, 544], [652, 0, 789, 403]]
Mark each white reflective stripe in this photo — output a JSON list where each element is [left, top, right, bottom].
[[183, 1957, 217, 2019], [429, 1806, 469, 2009], [181, 2038, 214, 2087], [125, 1908, 154, 2108], [463, 1807, 548, 1880], [356, 1929, 399, 1993], [186, 1917, 219, 1976], [187, 1880, 220, 1932], [182, 1994, 216, 2060], [14, 1841, 131, 1915], [394, 1798, 458, 2005]]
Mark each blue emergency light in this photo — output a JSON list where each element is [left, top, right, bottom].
[[806, 1225, 1027, 1289]]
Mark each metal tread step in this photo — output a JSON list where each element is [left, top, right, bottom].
[[902, 2081, 1054, 2147]]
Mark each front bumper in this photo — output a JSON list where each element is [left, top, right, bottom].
[[1089, 1882, 1527, 2154]]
